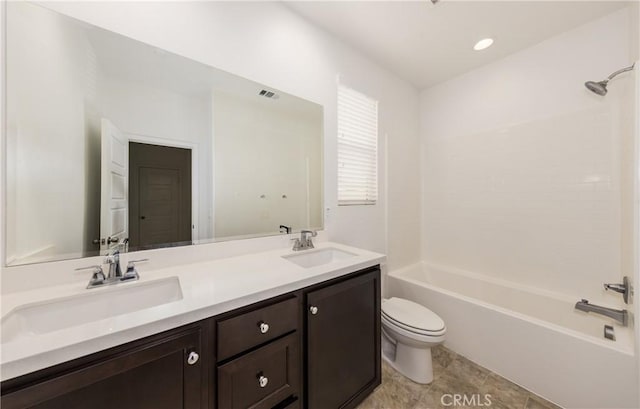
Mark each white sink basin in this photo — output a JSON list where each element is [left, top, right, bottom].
[[1, 277, 183, 343], [282, 247, 357, 268]]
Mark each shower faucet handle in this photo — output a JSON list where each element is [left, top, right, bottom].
[[603, 276, 633, 305], [603, 283, 626, 294]]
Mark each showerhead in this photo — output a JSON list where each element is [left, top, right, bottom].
[[584, 80, 609, 96], [585, 63, 635, 96]]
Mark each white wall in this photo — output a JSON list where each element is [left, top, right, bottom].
[[419, 8, 637, 304], [212, 91, 322, 239], [5, 2, 101, 263], [29, 1, 421, 270]]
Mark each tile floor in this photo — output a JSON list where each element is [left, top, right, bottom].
[[358, 346, 562, 409]]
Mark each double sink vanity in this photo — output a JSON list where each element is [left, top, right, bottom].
[[1, 240, 385, 409]]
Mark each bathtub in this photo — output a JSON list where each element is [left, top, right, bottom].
[[387, 262, 637, 409]]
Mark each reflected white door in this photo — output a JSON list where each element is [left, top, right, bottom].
[[100, 119, 129, 252]]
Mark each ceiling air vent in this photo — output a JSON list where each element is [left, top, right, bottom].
[[259, 89, 279, 99]]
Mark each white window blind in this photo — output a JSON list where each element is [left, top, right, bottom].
[[337, 85, 378, 206]]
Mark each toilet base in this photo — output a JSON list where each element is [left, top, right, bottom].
[[382, 334, 434, 384]]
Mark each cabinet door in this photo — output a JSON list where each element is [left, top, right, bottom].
[[1, 326, 206, 409], [218, 332, 300, 409], [306, 268, 381, 409]]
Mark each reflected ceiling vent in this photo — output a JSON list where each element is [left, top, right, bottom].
[[259, 89, 279, 99]]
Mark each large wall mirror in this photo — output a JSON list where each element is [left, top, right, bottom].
[[5, 2, 323, 266]]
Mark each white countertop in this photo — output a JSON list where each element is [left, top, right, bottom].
[[0, 242, 385, 382]]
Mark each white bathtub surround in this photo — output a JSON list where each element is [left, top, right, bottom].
[[419, 7, 637, 305], [388, 263, 636, 409], [0, 241, 385, 382]]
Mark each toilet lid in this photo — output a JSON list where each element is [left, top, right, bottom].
[[382, 297, 445, 332]]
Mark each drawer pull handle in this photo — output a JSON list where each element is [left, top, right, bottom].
[[258, 375, 269, 388], [309, 305, 319, 315], [187, 351, 199, 365], [259, 322, 270, 334]]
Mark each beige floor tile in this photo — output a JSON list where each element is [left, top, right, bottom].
[[426, 373, 483, 408], [413, 388, 448, 409], [480, 373, 529, 409], [360, 375, 424, 409], [444, 355, 489, 387], [525, 394, 562, 409], [432, 346, 456, 369], [382, 360, 397, 382], [360, 351, 563, 409], [393, 373, 431, 398]]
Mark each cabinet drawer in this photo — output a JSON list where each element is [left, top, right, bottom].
[[218, 332, 299, 409], [217, 296, 298, 360]]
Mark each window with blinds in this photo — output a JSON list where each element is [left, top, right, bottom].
[[337, 85, 378, 206]]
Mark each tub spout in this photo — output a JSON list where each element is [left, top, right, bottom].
[[574, 299, 628, 327]]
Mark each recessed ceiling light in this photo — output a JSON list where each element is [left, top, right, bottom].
[[473, 38, 494, 51]]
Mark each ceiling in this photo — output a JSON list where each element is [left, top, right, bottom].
[[285, 1, 630, 89]]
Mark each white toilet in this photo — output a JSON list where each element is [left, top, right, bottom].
[[381, 297, 446, 384]]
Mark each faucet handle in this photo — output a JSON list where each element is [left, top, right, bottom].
[[77, 265, 106, 288], [301, 229, 317, 237], [127, 258, 149, 268], [76, 265, 104, 273], [123, 259, 148, 281], [290, 238, 303, 251], [603, 276, 632, 304], [603, 283, 626, 294]]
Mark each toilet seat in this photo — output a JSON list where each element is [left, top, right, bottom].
[[382, 313, 446, 337], [382, 315, 446, 344], [382, 298, 445, 336]]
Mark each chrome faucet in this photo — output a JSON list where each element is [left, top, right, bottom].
[[575, 299, 628, 327], [77, 250, 148, 289], [292, 230, 317, 251], [105, 249, 123, 279]]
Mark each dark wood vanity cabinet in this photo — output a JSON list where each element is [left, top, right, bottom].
[[1, 265, 380, 409], [305, 267, 381, 409], [215, 295, 302, 409], [0, 322, 209, 409]]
